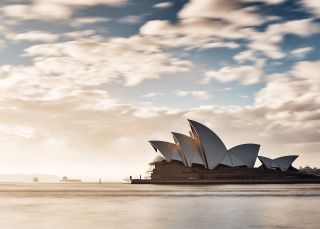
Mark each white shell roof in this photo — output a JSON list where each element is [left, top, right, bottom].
[[188, 119, 227, 169], [258, 155, 298, 171], [274, 155, 298, 171], [149, 154, 165, 165], [221, 144, 260, 168], [148, 119, 297, 171], [149, 140, 184, 164], [258, 156, 273, 168], [172, 132, 205, 167], [220, 153, 246, 167]]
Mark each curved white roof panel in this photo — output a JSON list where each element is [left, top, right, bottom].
[[149, 154, 165, 165], [258, 155, 298, 171], [188, 119, 227, 169], [258, 156, 273, 168], [149, 141, 184, 164], [220, 152, 246, 167], [220, 153, 232, 166], [227, 144, 260, 168], [172, 132, 205, 167], [274, 155, 298, 171]]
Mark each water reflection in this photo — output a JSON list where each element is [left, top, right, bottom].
[[0, 183, 319, 229]]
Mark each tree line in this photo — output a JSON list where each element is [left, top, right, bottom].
[[299, 166, 320, 175]]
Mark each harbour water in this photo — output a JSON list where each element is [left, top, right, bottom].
[[0, 183, 319, 229]]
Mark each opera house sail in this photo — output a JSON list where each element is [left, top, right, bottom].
[[131, 120, 320, 184]]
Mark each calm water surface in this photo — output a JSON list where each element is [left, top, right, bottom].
[[0, 183, 319, 229]]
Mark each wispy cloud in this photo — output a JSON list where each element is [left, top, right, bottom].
[[118, 15, 143, 24], [290, 47, 313, 58], [243, 0, 285, 4], [153, 2, 173, 9], [6, 30, 59, 42], [303, 0, 320, 17], [70, 17, 111, 27], [142, 93, 165, 99], [247, 19, 319, 59], [176, 90, 211, 100], [0, 0, 128, 21], [203, 60, 265, 85], [1, 60, 319, 176], [0, 36, 192, 100]]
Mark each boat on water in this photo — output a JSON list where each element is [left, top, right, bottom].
[[130, 119, 320, 184]]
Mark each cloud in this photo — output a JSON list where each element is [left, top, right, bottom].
[[255, 60, 320, 108], [6, 30, 59, 42], [0, 36, 192, 100], [203, 60, 264, 85], [220, 87, 233, 91], [178, 0, 263, 26], [233, 50, 257, 63], [140, 0, 268, 51], [118, 15, 143, 24], [0, 0, 319, 179], [0, 60, 319, 178], [247, 19, 319, 59], [302, 0, 320, 17], [266, 19, 319, 37], [140, 19, 251, 51], [153, 2, 174, 9], [176, 90, 211, 100], [0, 93, 188, 177], [140, 19, 231, 36], [248, 41, 285, 59], [62, 30, 96, 39], [291, 60, 320, 80], [140, 1, 319, 60], [0, 64, 86, 99], [243, 0, 285, 4], [142, 93, 164, 98], [290, 47, 313, 58], [70, 17, 111, 27], [37, 0, 128, 7], [0, 40, 5, 48], [140, 1, 319, 59], [0, 0, 128, 21], [0, 79, 319, 178], [1, 3, 72, 21], [198, 41, 240, 50]]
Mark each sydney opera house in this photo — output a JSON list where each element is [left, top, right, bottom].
[[131, 120, 319, 184]]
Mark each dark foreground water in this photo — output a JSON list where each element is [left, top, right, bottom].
[[0, 183, 319, 229]]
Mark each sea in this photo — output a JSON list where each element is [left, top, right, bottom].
[[0, 183, 319, 229]]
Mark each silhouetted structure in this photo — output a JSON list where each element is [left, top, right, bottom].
[[131, 120, 320, 184]]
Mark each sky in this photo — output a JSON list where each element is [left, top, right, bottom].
[[0, 0, 319, 181]]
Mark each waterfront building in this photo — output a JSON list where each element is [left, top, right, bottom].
[[134, 119, 319, 184]]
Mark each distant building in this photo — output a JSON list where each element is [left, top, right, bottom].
[[60, 176, 81, 183], [132, 119, 320, 184]]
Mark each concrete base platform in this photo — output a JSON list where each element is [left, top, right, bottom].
[[130, 179, 320, 185]]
